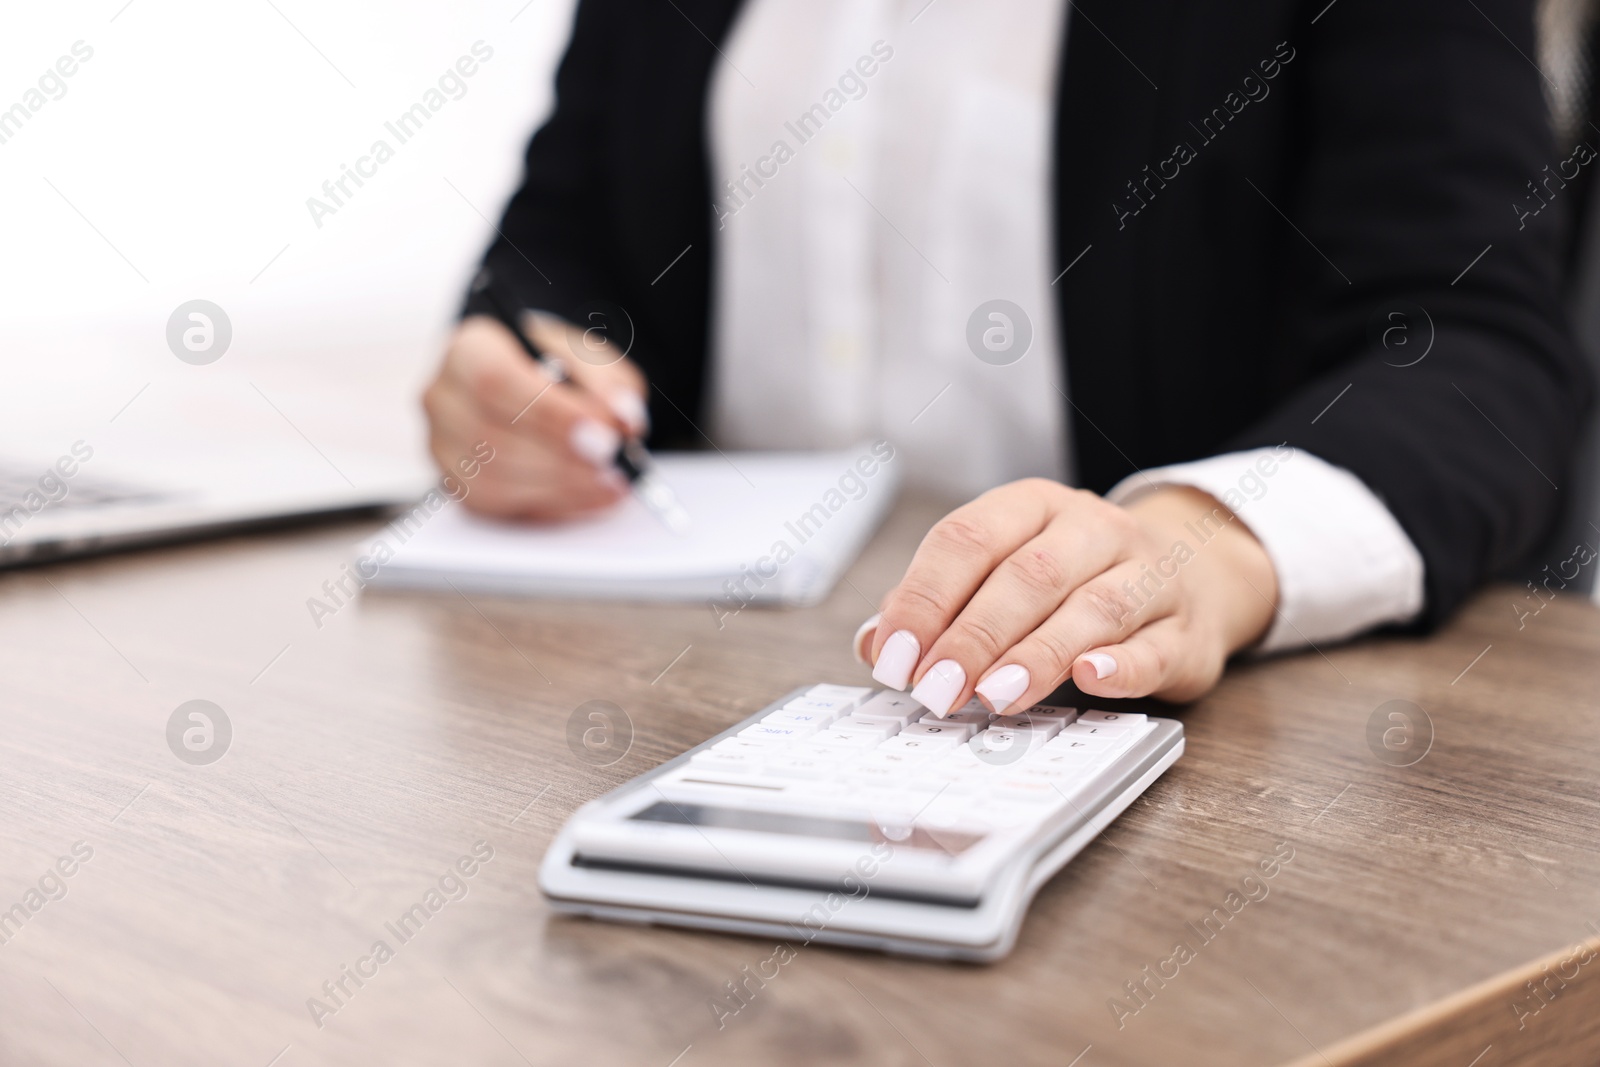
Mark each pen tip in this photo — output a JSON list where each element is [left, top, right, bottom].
[[662, 505, 693, 536], [634, 471, 692, 536]]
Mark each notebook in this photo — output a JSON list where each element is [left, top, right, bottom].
[[364, 440, 900, 606]]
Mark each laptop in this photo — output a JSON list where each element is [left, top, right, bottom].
[[0, 451, 429, 566], [0, 340, 435, 567]]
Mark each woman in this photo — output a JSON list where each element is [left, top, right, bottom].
[[422, 0, 1589, 714]]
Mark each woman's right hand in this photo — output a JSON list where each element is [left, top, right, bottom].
[[422, 312, 649, 519]]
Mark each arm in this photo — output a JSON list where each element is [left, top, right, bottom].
[[1224, 0, 1591, 625], [462, 0, 619, 322], [859, 0, 1589, 708], [426, 0, 648, 519]]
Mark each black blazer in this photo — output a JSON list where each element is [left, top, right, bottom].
[[466, 0, 1591, 629]]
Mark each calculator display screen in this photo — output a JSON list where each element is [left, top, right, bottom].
[[629, 801, 982, 854]]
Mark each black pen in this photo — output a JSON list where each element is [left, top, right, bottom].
[[471, 269, 691, 534]]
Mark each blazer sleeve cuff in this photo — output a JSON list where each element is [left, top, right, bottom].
[[1104, 448, 1426, 652]]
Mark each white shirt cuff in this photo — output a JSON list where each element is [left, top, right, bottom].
[[1104, 447, 1426, 652]]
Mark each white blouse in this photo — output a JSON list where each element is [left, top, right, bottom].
[[705, 0, 1424, 652]]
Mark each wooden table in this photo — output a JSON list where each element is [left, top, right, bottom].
[[2, 493, 1598, 1067]]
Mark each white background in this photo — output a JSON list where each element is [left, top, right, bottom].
[[0, 0, 574, 480]]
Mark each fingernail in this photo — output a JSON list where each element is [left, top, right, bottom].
[[570, 419, 621, 468], [852, 613, 882, 665], [871, 630, 920, 690], [910, 659, 966, 718], [975, 663, 1030, 715], [607, 390, 649, 435], [1082, 652, 1118, 680]]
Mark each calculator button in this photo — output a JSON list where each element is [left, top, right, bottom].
[[1046, 731, 1118, 749], [929, 704, 994, 726], [906, 768, 967, 788], [764, 708, 838, 728], [1077, 709, 1147, 725], [953, 769, 1007, 791], [711, 737, 779, 755], [688, 751, 762, 774], [858, 750, 932, 770], [976, 728, 1046, 753], [902, 721, 978, 741], [783, 739, 847, 760], [780, 697, 850, 720], [848, 764, 903, 786], [739, 723, 817, 743], [879, 734, 963, 754], [810, 728, 889, 748], [1004, 718, 1065, 741], [1044, 738, 1117, 762], [834, 715, 902, 739], [944, 749, 1006, 777], [1030, 748, 1096, 769], [1059, 721, 1136, 740], [1046, 727, 1116, 743], [805, 684, 873, 709], [948, 742, 1010, 766], [942, 746, 984, 767], [761, 756, 835, 780], [1049, 742, 1113, 767], [921, 775, 986, 796], [854, 692, 926, 725], [1015, 705, 1078, 722]]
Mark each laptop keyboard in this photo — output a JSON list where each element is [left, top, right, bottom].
[[0, 464, 165, 511], [662, 684, 1154, 838]]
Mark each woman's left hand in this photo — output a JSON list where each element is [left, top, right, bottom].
[[855, 480, 1279, 714]]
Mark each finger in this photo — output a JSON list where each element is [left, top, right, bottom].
[[427, 376, 607, 482], [428, 418, 626, 518], [867, 481, 1062, 688], [443, 316, 561, 425], [852, 613, 881, 665], [448, 316, 624, 462], [455, 449, 627, 517], [903, 511, 1130, 716], [973, 559, 1182, 714], [1071, 615, 1223, 703], [525, 312, 649, 436], [481, 474, 628, 520]]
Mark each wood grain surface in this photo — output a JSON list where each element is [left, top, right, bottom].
[[1286, 934, 1600, 1067], [1, 492, 1597, 1067]]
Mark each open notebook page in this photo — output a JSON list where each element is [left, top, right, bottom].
[[365, 441, 900, 604]]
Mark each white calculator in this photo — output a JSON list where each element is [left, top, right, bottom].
[[539, 684, 1183, 961]]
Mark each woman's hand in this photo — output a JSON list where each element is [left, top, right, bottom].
[[855, 480, 1278, 712], [422, 312, 648, 519]]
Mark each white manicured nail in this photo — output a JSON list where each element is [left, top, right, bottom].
[[852, 613, 882, 665], [910, 659, 966, 718], [975, 663, 1030, 715], [1082, 652, 1118, 679], [871, 630, 920, 690], [570, 419, 621, 468], [607, 390, 649, 435]]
